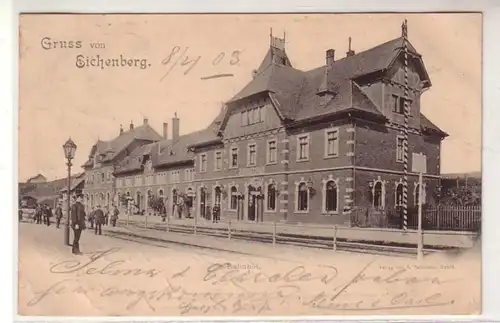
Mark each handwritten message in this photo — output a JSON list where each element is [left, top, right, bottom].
[[39, 37, 241, 80], [26, 248, 458, 315]]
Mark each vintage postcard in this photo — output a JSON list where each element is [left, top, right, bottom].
[[17, 13, 482, 317]]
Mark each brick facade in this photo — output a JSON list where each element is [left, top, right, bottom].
[[84, 27, 447, 227]]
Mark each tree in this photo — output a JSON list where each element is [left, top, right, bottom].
[[436, 186, 481, 206]]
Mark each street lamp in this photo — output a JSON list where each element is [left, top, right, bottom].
[[62, 137, 77, 246]]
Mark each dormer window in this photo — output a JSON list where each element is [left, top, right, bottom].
[[392, 95, 411, 115]]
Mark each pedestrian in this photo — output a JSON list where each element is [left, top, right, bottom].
[[88, 207, 95, 229], [111, 205, 119, 227], [94, 205, 104, 235], [70, 194, 86, 255], [38, 204, 44, 224], [46, 205, 53, 226], [104, 206, 109, 226], [55, 204, 63, 228], [212, 204, 220, 223], [42, 205, 48, 225]]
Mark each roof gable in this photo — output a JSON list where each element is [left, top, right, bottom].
[[224, 36, 427, 126], [84, 124, 163, 167]]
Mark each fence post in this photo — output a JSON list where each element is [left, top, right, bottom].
[[273, 221, 277, 246], [145, 213, 148, 228], [166, 215, 170, 232], [228, 220, 231, 240], [194, 216, 197, 235], [333, 225, 338, 251]]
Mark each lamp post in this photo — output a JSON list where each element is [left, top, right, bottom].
[[62, 138, 77, 246]]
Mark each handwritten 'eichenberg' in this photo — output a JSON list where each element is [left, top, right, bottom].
[[75, 54, 150, 70]]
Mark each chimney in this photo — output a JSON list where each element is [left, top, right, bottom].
[[326, 49, 335, 68], [346, 37, 355, 57], [163, 122, 168, 140], [129, 120, 134, 130], [143, 117, 148, 125], [119, 124, 124, 135], [172, 112, 180, 142]]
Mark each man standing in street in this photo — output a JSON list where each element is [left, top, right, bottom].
[[55, 203, 63, 228], [111, 205, 119, 227], [46, 205, 53, 226], [88, 207, 95, 230], [70, 194, 86, 255], [104, 206, 110, 226], [94, 205, 104, 235]]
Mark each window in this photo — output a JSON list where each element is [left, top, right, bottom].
[[267, 140, 277, 164], [297, 183, 309, 212], [230, 147, 238, 168], [392, 95, 411, 115], [325, 129, 339, 157], [248, 144, 257, 166], [297, 135, 310, 161], [374, 182, 383, 208], [267, 184, 276, 211], [101, 173, 105, 182], [396, 183, 403, 206], [241, 106, 264, 126], [230, 186, 238, 210], [214, 151, 222, 171], [200, 154, 207, 172], [325, 181, 338, 212], [396, 136, 404, 162]]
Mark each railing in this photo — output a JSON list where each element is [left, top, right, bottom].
[[115, 214, 478, 253], [350, 205, 482, 232], [408, 205, 481, 232]]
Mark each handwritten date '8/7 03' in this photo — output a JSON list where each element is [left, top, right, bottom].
[[160, 46, 241, 81]]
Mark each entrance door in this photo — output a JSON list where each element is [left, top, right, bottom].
[[248, 185, 256, 221], [136, 192, 142, 212], [200, 188, 206, 219]]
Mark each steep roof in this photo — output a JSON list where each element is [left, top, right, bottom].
[[156, 128, 219, 167], [83, 124, 163, 168], [27, 174, 47, 183], [420, 113, 448, 137], [223, 35, 442, 136]]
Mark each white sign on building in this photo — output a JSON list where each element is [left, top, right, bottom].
[[412, 153, 427, 174]]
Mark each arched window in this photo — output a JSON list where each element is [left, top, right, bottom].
[[297, 182, 308, 211], [267, 184, 276, 211], [214, 186, 222, 206], [374, 182, 383, 208], [396, 183, 403, 206], [99, 193, 104, 206], [106, 192, 110, 207], [325, 180, 338, 212], [230, 186, 238, 210]]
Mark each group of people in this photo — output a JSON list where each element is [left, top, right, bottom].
[[69, 194, 120, 255], [32, 203, 63, 228], [86, 205, 120, 235]]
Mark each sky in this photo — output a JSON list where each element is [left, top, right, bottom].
[[18, 13, 482, 182]]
